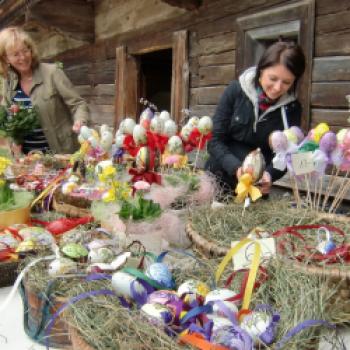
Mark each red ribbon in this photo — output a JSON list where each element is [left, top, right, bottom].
[[123, 134, 141, 157], [183, 128, 212, 152], [272, 224, 350, 263], [129, 168, 162, 186]]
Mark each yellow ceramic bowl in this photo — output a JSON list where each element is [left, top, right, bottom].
[[0, 205, 30, 228]]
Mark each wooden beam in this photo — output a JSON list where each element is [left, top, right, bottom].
[[160, 0, 202, 11], [114, 46, 127, 130]]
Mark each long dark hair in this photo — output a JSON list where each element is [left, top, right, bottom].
[[254, 41, 305, 93]]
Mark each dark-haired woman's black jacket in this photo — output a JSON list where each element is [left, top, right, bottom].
[[205, 67, 302, 189]]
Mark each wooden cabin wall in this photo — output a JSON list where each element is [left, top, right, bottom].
[[50, 0, 350, 130], [311, 0, 350, 131]]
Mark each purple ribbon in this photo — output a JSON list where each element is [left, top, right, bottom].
[[85, 273, 112, 281], [45, 289, 117, 349], [275, 319, 335, 350], [130, 279, 154, 307], [212, 300, 238, 325], [188, 320, 214, 341]]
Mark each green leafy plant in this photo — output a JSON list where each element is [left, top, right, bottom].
[[0, 104, 40, 144], [119, 196, 161, 221]]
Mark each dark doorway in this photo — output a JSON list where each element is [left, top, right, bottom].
[[138, 48, 172, 114]]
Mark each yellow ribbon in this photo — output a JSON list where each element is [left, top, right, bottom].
[[30, 174, 66, 208], [215, 238, 261, 315], [235, 173, 262, 203]]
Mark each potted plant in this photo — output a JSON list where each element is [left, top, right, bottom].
[[0, 156, 33, 227]]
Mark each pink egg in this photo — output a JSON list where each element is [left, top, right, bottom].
[[319, 131, 337, 153], [342, 130, 350, 150], [269, 131, 288, 152]]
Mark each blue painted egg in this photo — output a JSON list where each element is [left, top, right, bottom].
[[146, 262, 175, 289]]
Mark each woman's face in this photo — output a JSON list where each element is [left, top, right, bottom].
[[6, 42, 32, 75], [259, 63, 295, 100]]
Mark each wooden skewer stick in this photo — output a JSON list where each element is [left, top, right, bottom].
[[328, 170, 349, 213], [192, 134, 203, 174], [321, 166, 339, 211], [330, 176, 350, 213], [316, 175, 324, 212], [304, 174, 313, 210]]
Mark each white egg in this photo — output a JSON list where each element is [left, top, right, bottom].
[[180, 125, 193, 141], [240, 311, 272, 341], [167, 135, 183, 154], [48, 257, 77, 276], [100, 124, 111, 134], [163, 119, 177, 137], [115, 133, 125, 148], [120, 118, 136, 135], [159, 110, 170, 121], [198, 116, 213, 135], [187, 116, 199, 128], [111, 271, 146, 299], [133, 124, 147, 145], [100, 131, 113, 151], [88, 136, 99, 149], [150, 117, 164, 134]]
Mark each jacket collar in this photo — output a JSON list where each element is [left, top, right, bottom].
[[238, 66, 296, 111], [7, 63, 42, 91]]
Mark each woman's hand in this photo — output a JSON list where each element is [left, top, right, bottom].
[[72, 120, 84, 133], [256, 171, 272, 195]]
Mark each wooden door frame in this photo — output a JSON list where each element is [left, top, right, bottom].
[[114, 30, 189, 129]]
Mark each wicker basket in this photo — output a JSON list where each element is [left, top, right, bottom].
[[0, 260, 18, 287], [69, 326, 95, 350], [20, 279, 72, 349], [52, 196, 91, 217]]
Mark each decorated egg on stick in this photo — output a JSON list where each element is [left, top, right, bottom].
[[198, 116, 213, 135], [242, 148, 266, 182]]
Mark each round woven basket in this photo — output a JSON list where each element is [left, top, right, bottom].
[[20, 280, 72, 348], [52, 196, 91, 217], [69, 326, 95, 350]]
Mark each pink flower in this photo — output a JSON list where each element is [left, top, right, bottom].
[[165, 155, 180, 165], [9, 104, 20, 114], [134, 180, 151, 192]]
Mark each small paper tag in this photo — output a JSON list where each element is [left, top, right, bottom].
[[291, 152, 315, 175], [244, 197, 251, 208], [231, 237, 276, 271]]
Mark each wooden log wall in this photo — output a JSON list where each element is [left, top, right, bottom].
[[52, 0, 350, 130]]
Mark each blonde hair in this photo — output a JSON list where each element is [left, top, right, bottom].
[[0, 26, 40, 77]]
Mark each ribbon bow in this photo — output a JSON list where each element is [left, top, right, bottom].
[[235, 173, 262, 203]]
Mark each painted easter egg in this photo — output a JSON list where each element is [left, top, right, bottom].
[[150, 117, 164, 134], [100, 131, 113, 151], [115, 133, 125, 148], [141, 303, 174, 326], [88, 247, 115, 264], [289, 126, 304, 144], [187, 116, 199, 128], [198, 116, 213, 135], [268, 131, 288, 152], [336, 128, 348, 144], [48, 257, 77, 276], [80, 125, 92, 140], [177, 279, 209, 303], [120, 118, 136, 135], [211, 324, 253, 349], [180, 125, 193, 142], [283, 129, 298, 144], [240, 311, 273, 344], [61, 243, 88, 259], [147, 290, 181, 305], [18, 227, 54, 245], [163, 119, 177, 137], [167, 135, 184, 154], [135, 146, 160, 171], [159, 110, 170, 121], [140, 107, 154, 130], [205, 289, 239, 318], [111, 271, 146, 299], [211, 316, 234, 332], [133, 124, 147, 145], [319, 131, 337, 154], [242, 148, 266, 182], [145, 262, 175, 289]]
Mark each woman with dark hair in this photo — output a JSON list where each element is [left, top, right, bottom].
[[205, 41, 306, 196]]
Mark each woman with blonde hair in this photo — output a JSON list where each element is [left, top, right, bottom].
[[0, 26, 90, 153]]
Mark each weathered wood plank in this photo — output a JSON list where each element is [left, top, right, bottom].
[[312, 57, 350, 82], [311, 83, 350, 108], [171, 30, 190, 124], [316, 10, 350, 34], [93, 84, 115, 96], [75, 85, 92, 96], [160, 0, 202, 11], [315, 31, 350, 56], [316, 0, 350, 16], [197, 86, 226, 105], [190, 32, 236, 57], [189, 104, 217, 117], [311, 109, 349, 127], [198, 64, 235, 86], [198, 50, 235, 67], [89, 104, 114, 125], [115, 46, 127, 129], [64, 64, 93, 85]]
